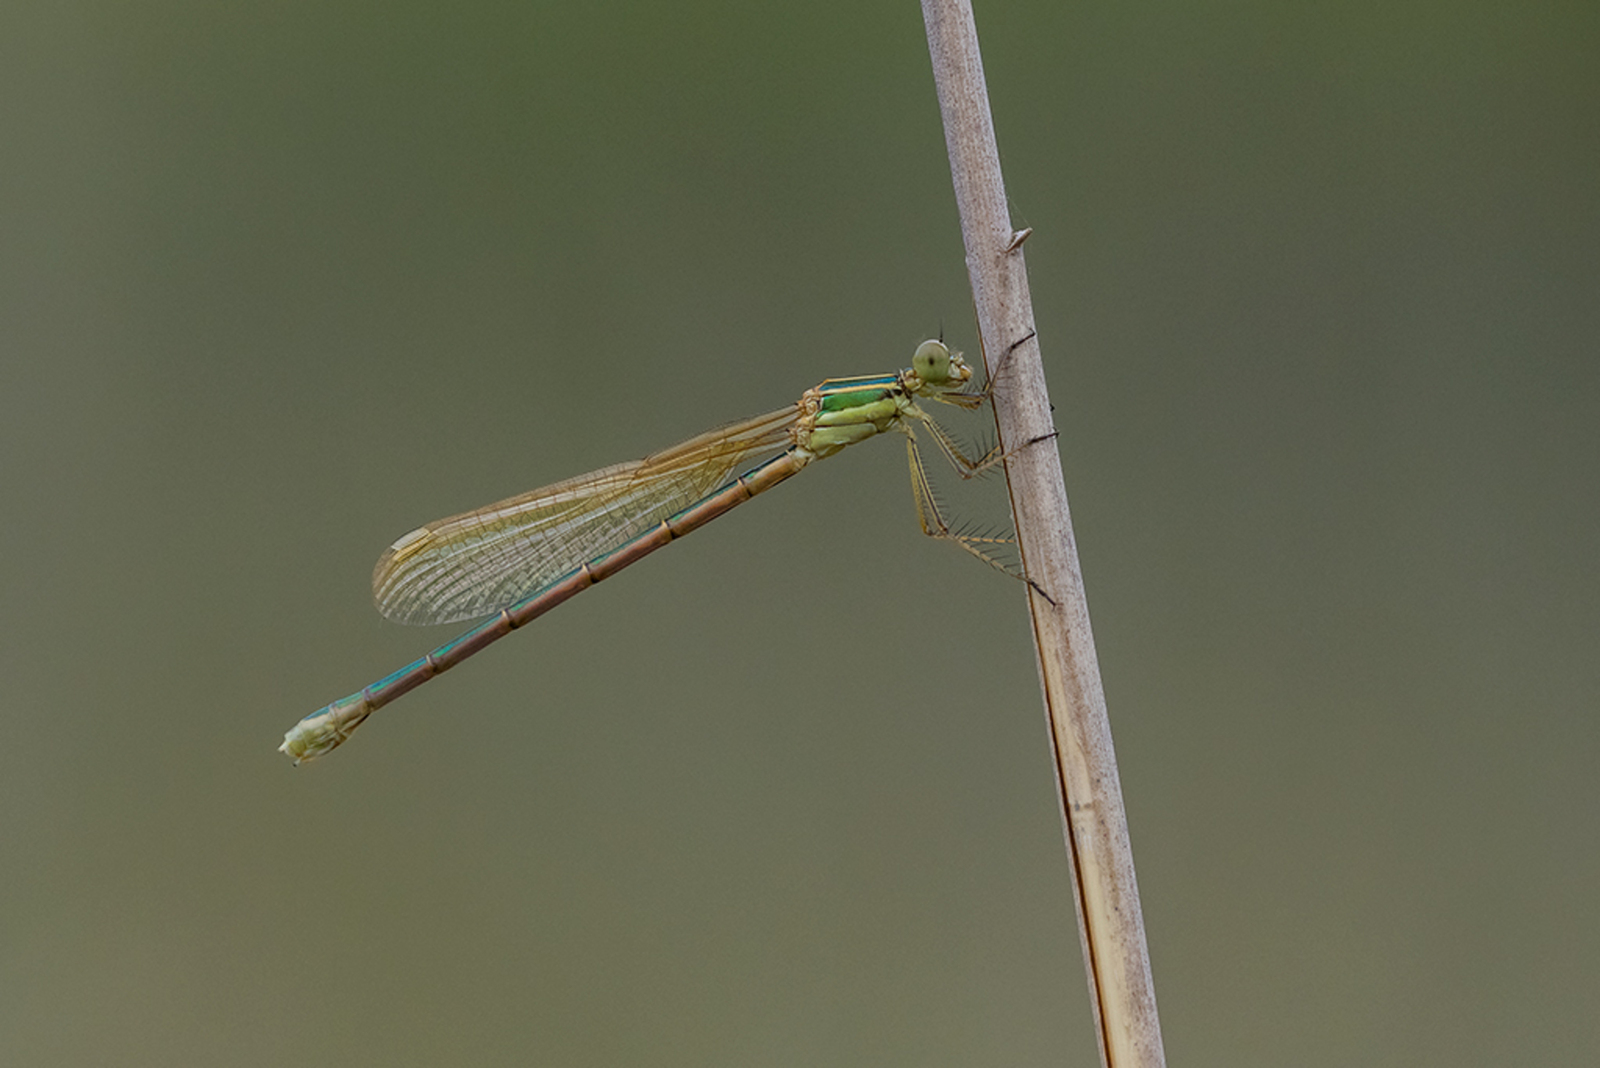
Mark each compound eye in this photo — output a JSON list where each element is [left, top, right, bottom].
[[912, 339, 951, 384]]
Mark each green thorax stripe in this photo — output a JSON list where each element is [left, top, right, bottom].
[[816, 373, 901, 413]]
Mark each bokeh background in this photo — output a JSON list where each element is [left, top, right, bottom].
[[3, 2, 1596, 1065]]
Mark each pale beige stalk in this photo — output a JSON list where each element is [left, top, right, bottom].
[[920, 3, 1167, 1066]]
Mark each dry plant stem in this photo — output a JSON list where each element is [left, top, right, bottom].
[[921, 3, 1167, 1066]]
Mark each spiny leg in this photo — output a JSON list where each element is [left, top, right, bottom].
[[912, 404, 1059, 482], [945, 327, 1039, 410], [915, 407, 1006, 476], [917, 328, 1053, 481], [903, 433, 1051, 600], [981, 327, 1038, 398]]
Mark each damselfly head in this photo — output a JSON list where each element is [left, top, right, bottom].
[[911, 339, 972, 392]]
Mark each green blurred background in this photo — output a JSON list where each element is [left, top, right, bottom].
[[3, 1, 1595, 1064]]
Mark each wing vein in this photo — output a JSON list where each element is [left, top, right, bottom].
[[371, 405, 798, 625]]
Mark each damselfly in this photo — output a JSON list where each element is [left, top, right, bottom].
[[280, 339, 1027, 763]]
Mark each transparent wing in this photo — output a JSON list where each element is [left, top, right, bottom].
[[372, 405, 799, 625]]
